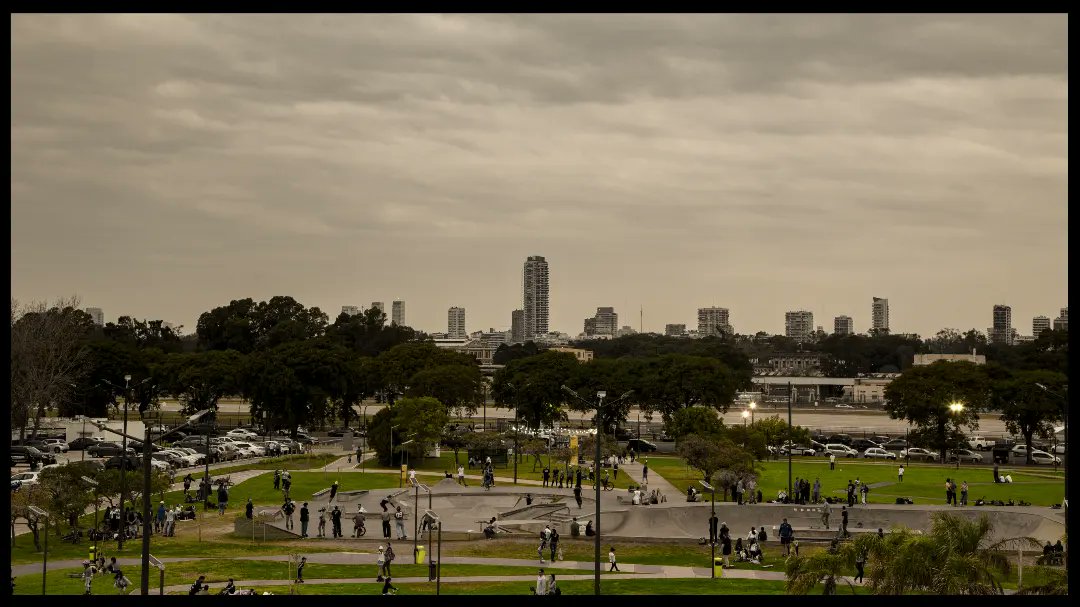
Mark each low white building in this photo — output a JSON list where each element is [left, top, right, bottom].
[[913, 353, 986, 366]]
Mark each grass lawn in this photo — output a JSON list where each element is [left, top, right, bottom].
[[230, 471, 404, 507], [404, 453, 639, 490], [186, 578, 801, 595], [206, 453, 341, 476], [646, 456, 1065, 506]]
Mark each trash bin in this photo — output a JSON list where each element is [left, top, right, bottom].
[[428, 559, 437, 581], [713, 557, 724, 577], [415, 547, 426, 564]]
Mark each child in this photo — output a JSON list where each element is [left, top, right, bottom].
[[608, 547, 620, 572], [296, 556, 307, 583]]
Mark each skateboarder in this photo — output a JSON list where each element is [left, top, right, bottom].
[[821, 500, 831, 530]]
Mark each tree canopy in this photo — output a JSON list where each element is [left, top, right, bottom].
[[884, 361, 989, 463]]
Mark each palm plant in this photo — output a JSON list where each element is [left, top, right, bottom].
[[1016, 566, 1068, 595], [785, 549, 858, 595]]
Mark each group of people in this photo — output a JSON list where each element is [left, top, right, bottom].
[[944, 478, 969, 506], [532, 569, 560, 595], [272, 469, 293, 500], [631, 487, 664, 505], [536, 524, 562, 563], [81, 556, 130, 595]]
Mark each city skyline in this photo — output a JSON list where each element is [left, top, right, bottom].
[[12, 15, 1067, 338]]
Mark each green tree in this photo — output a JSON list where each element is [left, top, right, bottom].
[[636, 354, 738, 420], [677, 434, 727, 482], [566, 358, 640, 429], [159, 350, 244, 415], [993, 370, 1066, 465], [10, 485, 50, 551], [491, 351, 579, 429], [665, 406, 724, 441], [325, 306, 419, 357], [884, 361, 989, 464], [377, 342, 477, 405], [754, 415, 810, 460], [391, 397, 450, 462], [492, 341, 541, 365], [406, 364, 483, 416]]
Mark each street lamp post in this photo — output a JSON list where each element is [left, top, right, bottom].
[[28, 505, 48, 596], [749, 401, 757, 425], [742, 410, 749, 427], [561, 386, 633, 596], [81, 476, 100, 562], [1035, 383, 1068, 574], [701, 481, 717, 578], [947, 402, 964, 466], [101, 374, 138, 551]]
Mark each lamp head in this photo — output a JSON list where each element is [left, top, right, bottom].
[[749, 401, 757, 410], [597, 391, 607, 399], [742, 410, 750, 418], [124, 374, 132, 382]]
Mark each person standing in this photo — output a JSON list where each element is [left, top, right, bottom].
[[944, 478, 953, 505], [576, 467, 583, 488], [841, 506, 849, 537], [273, 470, 281, 491], [155, 501, 166, 533], [613, 460, 619, 480], [854, 551, 866, 583], [384, 543, 396, 577], [812, 478, 821, 504], [316, 506, 327, 538], [82, 561, 95, 595], [331, 504, 343, 538], [549, 528, 560, 562], [721, 531, 732, 568], [821, 500, 831, 530], [708, 512, 719, 545], [779, 518, 794, 556], [299, 502, 310, 538], [458, 464, 467, 486], [542, 466, 550, 488], [394, 506, 407, 540], [381, 508, 392, 539], [329, 480, 339, 503], [376, 546, 387, 581], [295, 556, 306, 584], [244, 498, 253, 520], [608, 547, 620, 572], [642, 460, 649, 484], [860, 483, 869, 505], [535, 569, 548, 595], [736, 479, 745, 505], [164, 504, 176, 536], [217, 484, 229, 516], [283, 499, 295, 530], [184, 473, 193, 497], [993, 463, 1000, 484], [960, 481, 968, 506], [829, 453, 836, 470]]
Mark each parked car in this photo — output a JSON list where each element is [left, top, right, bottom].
[[232, 441, 266, 457], [1030, 450, 1062, 466], [880, 439, 908, 451], [87, 442, 135, 458], [869, 436, 892, 445], [1051, 444, 1065, 455], [104, 455, 141, 470], [780, 444, 817, 456], [834, 404, 855, 409], [810, 439, 827, 453], [863, 447, 897, 460], [968, 436, 997, 451], [150, 452, 180, 469], [613, 427, 636, 441], [824, 444, 858, 458], [226, 429, 259, 440], [10, 471, 41, 486], [10, 445, 57, 465], [947, 449, 983, 464], [39, 438, 69, 453], [294, 432, 318, 445], [626, 438, 658, 453], [826, 434, 853, 446], [275, 438, 300, 454], [326, 427, 361, 437], [850, 438, 881, 451], [901, 448, 939, 462], [69, 436, 105, 451]]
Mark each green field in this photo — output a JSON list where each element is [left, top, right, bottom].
[[230, 470, 404, 507], [404, 453, 639, 490], [646, 456, 1066, 506], [232, 578, 802, 596]]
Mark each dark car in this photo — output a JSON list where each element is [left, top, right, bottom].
[[129, 440, 163, 453], [294, 433, 318, 445], [87, 442, 135, 458], [613, 427, 636, 441], [869, 436, 892, 445], [626, 438, 658, 453], [826, 434, 853, 446], [850, 438, 881, 451], [69, 436, 105, 451], [9, 445, 56, 465], [326, 427, 360, 437], [104, 455, 141, 471], [881, 439, 908, 451]]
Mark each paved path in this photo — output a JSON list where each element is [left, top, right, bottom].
[[620, 458, 682, 497]]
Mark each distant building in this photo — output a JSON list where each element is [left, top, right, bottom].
[[988, 304, 1013, 345], [448, 307, 466, 339], [550, 346, 594, 363], [85, 307, 104, 326], [913, 353, 986, 366], [614, 326, 638, 338], [844, 373, 902, 403], [1032, 316, 1051, 338], [1014, 335, 1035, 344], [697, 307, 732, 337], [461, 340, 496, 366], [584, 307, 618, 336], [523, 256, 550, 339], [370, 302, 385, 315], [871, 297, 889, 332], [665, 323, 687, 337], [834, 315, 854, 336], [785, 310, 814, 343], [341, 306, 361, 317], [767, 353, 824, 374], [1054, 307, 1068, 332], [471, 328, 510, 347], [511, 309, 525, 344], [392, 300, 405, 326]]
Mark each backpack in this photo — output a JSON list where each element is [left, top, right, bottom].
[[758, 528, 767, 542]]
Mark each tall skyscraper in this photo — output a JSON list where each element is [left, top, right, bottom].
[[448, 307, 466, 339], [1053, 307, 1068, 332], [1033, 316, 1051, 338], [341, 305, 360, 317], [392, 300, 405, 326], [989, 304, 1013, 345], [523, 256, 549, 339], [871, 297, 889, 333], [584, 307, 618, 336], [370, 302, 385, 315], [834, 315, 854, 336], [511, 309, 525, 343], [85, 307, 104, 326], [697, 307, 731, 337], [785, 310, 814, 343]]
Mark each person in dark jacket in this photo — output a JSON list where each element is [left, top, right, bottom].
[[245, 498, 253, 519], [329, 481, 339, 503], [331, 505, 343, 538], [841, 506, 849, 537], [778, 518, 794, 556], [299, 502, 310, 538], [721, 533, 732, 568], [217, 486, 229, 515]]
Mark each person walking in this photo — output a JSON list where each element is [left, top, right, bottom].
[[164, 503, 176, 536], [283, 499, 295, 530], [299, 502, 310, 538], [960, 481, 969, 506], [273, 470, 281, 491], [381, 507, 392, 539], [709, 512, 719, 545], [535, 569, 548, 596], [82, 561, 95, 595], [384, 543, 396, 577], [841, 506, 849, 537], [854, 551, 866, 583], [608, 547, 620, 572], [897, 464, 905, 483], [613, 460, 619, 480], [217, 484, 229, 516], [381, 576, 397, 596], [860, 483, 869, 505], [184, 473, 193, 497], [394, 506, 407, 540], [295, 556, 306, 584], [376, 546, 387, 581], [812, 478, 821, 504], [457, 464, 467, 486], [821, 500, 831, 530], [642, 460, 649, 484], [829, 453, 836, 470], [549, 528, 560, 562], [779, 518, 794, 556]]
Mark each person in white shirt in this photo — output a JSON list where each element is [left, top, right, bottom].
[[535, 569, 548, 595], [457, 465, 467, 486], [408, 468, 417, 485], [165, 505, 176, 536], [632, 489, 641, 505]]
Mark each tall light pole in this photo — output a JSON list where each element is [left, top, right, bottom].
[[700, 481, 716, 578], [947, 402, 964, 465], [749, 401, 757, 425], [787, 382, 793, 498], [28, 505, 48, 595], [561, 386, 632, 596], [1036, 382, 1068, 574], [742, 410, 749, 427], [102, 374, 141, 551]]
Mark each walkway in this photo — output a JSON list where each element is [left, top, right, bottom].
[[619, 457, 682, 497]]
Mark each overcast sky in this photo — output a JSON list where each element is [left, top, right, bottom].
[[11, 14, 1068, 338]]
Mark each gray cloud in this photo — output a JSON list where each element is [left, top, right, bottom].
[[11, 14, 1068, 337]]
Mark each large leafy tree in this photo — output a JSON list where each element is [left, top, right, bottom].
[[159, 350, 245, 415], [884, 361, 989, 464], [196, 296, 328, 353], [390, 397, 450, 462], [565, 357, 641, 429], [636, 354, 738, 420], [491, 351, 579, 429], [492, 341, 541, 365], [102, 316, 184, 353], [992, 370, 1066, 465], [406, 364, 484, 416], [665, 406, 724, 441], [754, 415, 811, 461], [326, 306, 420, 357], [377, 342, 477, 405]]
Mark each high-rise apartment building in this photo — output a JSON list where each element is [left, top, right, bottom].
[[1032, 316, 1051, 338], [697, 307, 732, 337], [1053, 307, 1068, 332], [392, 300, 405, 326], [583, 307, 618, 336], [511, 309, 525, 343], [665, 323, 687, 337], [370, 302, 385, 315], [871, 297, 889, 333], [988, 304, 1013, 345], [834, 315, 854, 335], [85, 307, 104, 326], [341, 306, 361, 317], [448, 307, 466, 339], [523, 256, 550, 339], [785, 310, 815, 343]]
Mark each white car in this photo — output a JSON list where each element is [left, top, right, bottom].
[[11, 471, 41, 486], [834, 404, 855, 409], [40, 439, 69, 453], [863, 447, 897, 460], [226, 429, 259, 439], [231, 442, 266, 457], [969, 436, 996, 451], [1030, 450, 1062, 466], [824, 444, 859, 458], [901, 448, 939, 462]]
